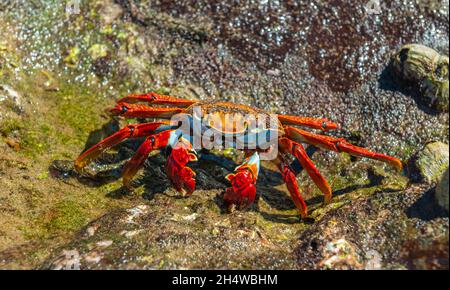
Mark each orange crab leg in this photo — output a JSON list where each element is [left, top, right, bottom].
[[74, 122, 172, 171], [122, 130, 173, 186], [279, 137, 332, 203], [274, 154, 308, 218], [118, 92, 197, 107], [109, 103, 186, 118], [278, 115, 339, 131], [284, 126, 403, 170]]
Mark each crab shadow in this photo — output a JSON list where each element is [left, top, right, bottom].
[[51, 127, 385, 224], [377, 62, 439, 116]]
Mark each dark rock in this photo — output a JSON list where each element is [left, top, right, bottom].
[[436, 167, 449, 213]]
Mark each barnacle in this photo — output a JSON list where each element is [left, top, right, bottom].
[[392, 44, 449, 112]]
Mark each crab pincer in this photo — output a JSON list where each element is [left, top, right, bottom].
[[165, 141, 198, 196], [224, 169, 257, 210]]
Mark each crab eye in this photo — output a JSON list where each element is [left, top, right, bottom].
[[121, 105, 129, 113]]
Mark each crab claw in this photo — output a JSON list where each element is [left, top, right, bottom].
[[224, 169, 257, 210], [165, 144, 197, 196]]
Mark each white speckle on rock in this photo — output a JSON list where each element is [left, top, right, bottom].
[[0, 84, 24, 113], [84, 251, 103, 264], [96, 240, 113, 248], [86, 225, 98, 237], [183, 213, 198, 221], [51, 249, 81, 270], [123, 205, 149, 224], [364, 249, 383, 270], [120, 229, 144, 238]]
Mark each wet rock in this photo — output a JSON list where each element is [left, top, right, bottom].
[[392, 44, 449, 112], [96, 240, 113, 248], [122, 205, 149, 224], [84, 251, 103, 264], [295, 185, 449, 270], [42, 197, 302, 269], [411, 142, 449, 184], [1, 0, 449, 270], [436, 167, 449, 213], [86, 225, 99, 237]]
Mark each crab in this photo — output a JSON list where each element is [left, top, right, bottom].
[[74, 92, 403, 218]]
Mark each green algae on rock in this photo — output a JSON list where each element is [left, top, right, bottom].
[[295, 184, 448, 270]]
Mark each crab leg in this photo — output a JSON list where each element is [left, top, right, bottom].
[[278, 115, 339, 131], [74, 122, 174, 171], [224, 151, 260, 210], [165, 136, 198, 196], [273, 153, 308, 218], [109, 103, 186, 119], [118, 92, 197, 107], [122, 130, 174, 186], [284, 126, 403, 170], [279, 137, 332, 203]]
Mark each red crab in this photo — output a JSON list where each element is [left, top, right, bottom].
[[74, 92, 402, 218]]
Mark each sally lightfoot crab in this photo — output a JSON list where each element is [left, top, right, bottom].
[[74, 92, 402, 218]]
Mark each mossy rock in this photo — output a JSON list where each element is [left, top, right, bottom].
[[412, 142, 449, 184]]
